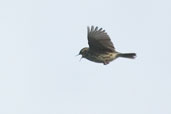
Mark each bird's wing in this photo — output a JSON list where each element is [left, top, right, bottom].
[[87, 26, 115, 53]]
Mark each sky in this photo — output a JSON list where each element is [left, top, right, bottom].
[[0, 0, 171, 114]]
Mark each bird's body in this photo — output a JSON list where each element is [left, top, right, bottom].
[[80, 47, 119, 65], [79, 26, 136, 65]]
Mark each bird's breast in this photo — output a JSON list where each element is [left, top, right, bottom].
[[85, 52, 118, 63]]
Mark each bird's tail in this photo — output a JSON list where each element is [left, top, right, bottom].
[[118, 53, 136, 59]]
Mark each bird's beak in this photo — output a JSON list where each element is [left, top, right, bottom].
[[75, 53, 82, 61], [75, 54, 80, 56], [79, 56, 83, 62]]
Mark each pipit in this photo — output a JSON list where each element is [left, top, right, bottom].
[[78, 26, 136, 65]]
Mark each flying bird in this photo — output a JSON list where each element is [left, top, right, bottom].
[[78, 26, 136, 65]]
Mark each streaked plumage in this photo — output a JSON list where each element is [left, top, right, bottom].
[[79, 26, 136, 65]]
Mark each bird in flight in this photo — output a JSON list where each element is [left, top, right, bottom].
[[78, 26, 136, 65]]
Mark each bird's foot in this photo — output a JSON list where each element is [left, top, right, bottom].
[[103, 61, 109, 65]]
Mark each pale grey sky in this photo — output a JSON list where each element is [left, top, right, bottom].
[[0, 0, 171, 114]]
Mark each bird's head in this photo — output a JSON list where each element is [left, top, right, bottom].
[[78, 47, 89, 57]]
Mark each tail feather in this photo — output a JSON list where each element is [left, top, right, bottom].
[[118, 53, 136, 59]]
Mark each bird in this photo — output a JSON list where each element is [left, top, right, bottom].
[[78, 26, 136, 65]]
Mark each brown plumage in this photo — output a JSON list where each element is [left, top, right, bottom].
[[79, 26, 136, 65]]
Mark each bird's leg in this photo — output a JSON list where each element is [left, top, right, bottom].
[[103, 61, 109, 65]]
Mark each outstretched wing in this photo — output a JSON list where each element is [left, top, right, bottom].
[[87, 26, 115, 53]]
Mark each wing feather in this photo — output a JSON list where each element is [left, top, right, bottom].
[[87, 26, 115, 53]]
